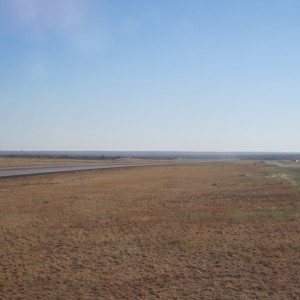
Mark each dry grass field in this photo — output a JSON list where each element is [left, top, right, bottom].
[[0, 157, 157, 167], [0, 160, 299, 299]]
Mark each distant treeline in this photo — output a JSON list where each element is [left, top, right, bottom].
[[0, 151, 300, 161]]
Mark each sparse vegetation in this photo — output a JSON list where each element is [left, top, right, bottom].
[[0, 160, 299, 299]]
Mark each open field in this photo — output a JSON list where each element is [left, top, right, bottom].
[[0, 157, 113, 167], [0, 157, 167, 168], [0, 160, 299, 299]]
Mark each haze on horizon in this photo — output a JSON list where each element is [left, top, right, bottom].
[[0, 0, 299, 152]]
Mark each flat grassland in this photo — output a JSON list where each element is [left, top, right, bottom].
[[0, 157, 157, 167], [0, 160, 299, 299]]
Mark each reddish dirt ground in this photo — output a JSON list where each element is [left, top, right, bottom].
[[0, 160, 299, 299]]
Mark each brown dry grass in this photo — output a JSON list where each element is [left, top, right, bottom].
[[0, 157, 164, 167], [0, 161, 299, 299]]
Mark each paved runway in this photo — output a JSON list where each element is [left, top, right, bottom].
[[264, 161, 300, 169], [0, 162, 175, 179]]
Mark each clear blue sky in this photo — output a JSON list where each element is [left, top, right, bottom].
[[1, 0, 299, 152]]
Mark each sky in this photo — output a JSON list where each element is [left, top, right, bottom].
[[0, 0, 299, 152]]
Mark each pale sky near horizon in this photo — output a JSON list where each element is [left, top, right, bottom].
[[1, 0, 299, 152]]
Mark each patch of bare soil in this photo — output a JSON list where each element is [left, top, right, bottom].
[[0, 162, 299, 299]]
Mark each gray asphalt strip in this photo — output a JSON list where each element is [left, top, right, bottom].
[[264, 161, 300, 168], [0, 162, 175, 179]]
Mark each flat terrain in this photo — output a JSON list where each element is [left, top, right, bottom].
[[0, 160, 299, 299], [0, 157, 163, 167], [0, 162, 175, 179], [265, 160, 300, 169]]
